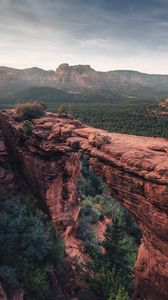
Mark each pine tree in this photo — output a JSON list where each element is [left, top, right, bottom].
[[115, 286, 130, 300], [101, 216, 133, 289]]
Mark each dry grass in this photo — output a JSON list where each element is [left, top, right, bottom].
[[15, 102, 45, 120]]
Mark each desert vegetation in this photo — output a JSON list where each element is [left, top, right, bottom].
[[58, 104, 73, 117], [22, 120, 33, 134], [15, 101, 46, 120], [89, 132, 111, 149]]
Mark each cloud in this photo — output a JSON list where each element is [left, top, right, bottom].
[[0, 0, 168, 73]]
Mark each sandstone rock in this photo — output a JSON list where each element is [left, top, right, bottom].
[[0, 283, 7, 300], [32, 128, 49, 139], [48, 123, 61, 140], [0, 283, 24, 300], [0, 133, 15, 194], [0, 110, 168, 300]]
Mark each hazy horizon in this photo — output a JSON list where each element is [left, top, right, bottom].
[[1, 0, 168, 74], [1, 63, 168, 75]]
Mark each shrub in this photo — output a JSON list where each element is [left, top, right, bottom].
[[91, 133, 111, 149], [101, 135, 111, 145], [76, 218, 90, 241], [79, 159, 104, 197], [22, 120, 33, 134], [85, 239, 100, 258], [58, 104, 73, 117], [58, 104, 67, 117], [81, 201, 100, 224], [15, 102, 45, 120]]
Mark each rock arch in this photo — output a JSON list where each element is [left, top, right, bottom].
[[0, 111, 168, 300]]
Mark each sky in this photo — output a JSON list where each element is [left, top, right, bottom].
[[0, 0, 168, 73]]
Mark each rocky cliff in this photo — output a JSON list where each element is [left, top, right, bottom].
[[0, 131, 15, 194], [0, 110, 168, 300], [1, 64, 168, 96]]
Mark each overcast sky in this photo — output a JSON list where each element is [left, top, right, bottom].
[[0, 0, 168, 73]]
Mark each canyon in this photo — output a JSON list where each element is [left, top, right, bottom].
[[0, 110, 168, 300]]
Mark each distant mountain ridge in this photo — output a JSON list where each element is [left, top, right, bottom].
[[0, 63, 168, 98]]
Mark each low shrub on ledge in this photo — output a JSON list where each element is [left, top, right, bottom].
[[15, 101, 46, 121]]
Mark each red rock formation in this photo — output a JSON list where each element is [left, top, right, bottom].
[[0, 110, 168, 300], [0, 283, 7, 300], [0, 283, 24, 300], [55, 63, 102, 87], [0, 112, 82, 232], [0, 131, 15, 194]]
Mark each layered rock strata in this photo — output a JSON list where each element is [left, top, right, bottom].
[[0, 110, 168, 300]]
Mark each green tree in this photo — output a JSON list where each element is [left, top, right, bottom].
[[79, 213, 136, 300], [102, 216, 134, 289], [0, 195, 65, 299], [22, 120, 33, 134], [115, 286, 130, 300]]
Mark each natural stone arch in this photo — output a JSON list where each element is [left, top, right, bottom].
[[0, 111, 168, 300]]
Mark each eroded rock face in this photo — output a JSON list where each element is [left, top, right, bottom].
[[0, 112, 82, 231], [55, 63, 101, 87], [0, 131, 15, 194], [0, 283, 24, 300], [0, 110, 168, 300]]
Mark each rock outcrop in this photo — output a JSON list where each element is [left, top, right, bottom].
[[0, 131, 15, 194], [0, 110, 168, 300], [0, 112, 82, 232], [0, 283, 24, 300]]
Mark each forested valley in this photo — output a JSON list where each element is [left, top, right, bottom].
[[0, 86, 167, 137]]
